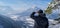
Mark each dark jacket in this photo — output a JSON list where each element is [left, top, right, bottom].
[[30, 12, 49, 28]]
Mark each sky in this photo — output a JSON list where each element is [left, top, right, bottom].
[[0, 0, 52, 14]]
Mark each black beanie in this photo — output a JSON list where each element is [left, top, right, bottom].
[[38, 9, 43, 13]]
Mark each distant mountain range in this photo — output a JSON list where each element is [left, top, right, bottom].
[[0, 6, 14, 14], [16, 7, 41, 16], [15, 7, 59, 19]]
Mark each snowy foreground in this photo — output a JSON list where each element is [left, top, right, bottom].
[[0, 15, 60, 28], [10, 15, 60, 28]]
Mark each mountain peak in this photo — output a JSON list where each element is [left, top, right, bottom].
[[16, 7, 41, 16]]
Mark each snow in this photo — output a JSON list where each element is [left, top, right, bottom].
[[10, 15, 35, 28], [0, 15, 60, 28], [9, 15, 60, 28]]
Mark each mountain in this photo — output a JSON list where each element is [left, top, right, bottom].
[[45, 0, 60, 19], [15, 0, 60, 19], [16, 7, 41, 16], [0, 6, 14, 14], [8, 14, 60, 28], [0, 14, 21, 28], [15, 7, 59, 19]]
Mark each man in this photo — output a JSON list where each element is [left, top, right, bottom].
[[30, 10, 49, 28]]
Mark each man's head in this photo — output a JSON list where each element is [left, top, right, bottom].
[[37, 9, 43, 13], [37, 9, 46, 17]]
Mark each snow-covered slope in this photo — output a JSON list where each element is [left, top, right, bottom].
[[9, 15, 60, 28], [0, 14, 21, 28], [9, 15, 34, 28], [0, 14, 60, 28], [47, 13, 59, 19]]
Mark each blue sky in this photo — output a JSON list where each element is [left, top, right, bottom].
[[0, 0, 52, 14]]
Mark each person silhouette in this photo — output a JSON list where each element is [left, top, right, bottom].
[[30, 9, 49, 28]]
